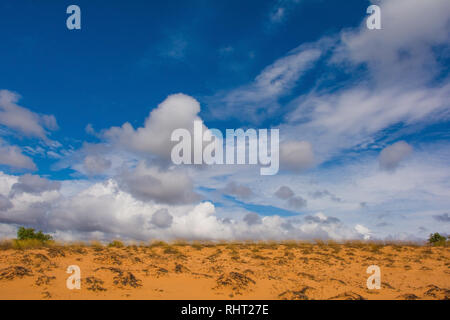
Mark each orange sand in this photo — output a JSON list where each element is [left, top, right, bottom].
[[0, 242, 448, 300]]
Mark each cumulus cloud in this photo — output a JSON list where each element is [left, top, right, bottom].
[[223, 182, 253, 199], [118, 162, 200, 205], [309, 189, 341, 202], [0, 197, 53, 227], [334, 0, 450, 85], [0, 195, 13, 211], [10, 174, 61, 197], [379, 141, 413, 171], [305, 213, 340, 225], [104, 93, 204, 160], [274, 185, 307, 210], [0, 171, 372, 241], [0, 90, 58, 139], [288, 196, 307, 209], [280, 141, 315, 172], [83, 155, 112, 176], [354, 224, 371, 240], [243, 212, 262, 225], [151, 208, 173, 228], [274, 186, 294, 200], [52, 142, 129, 178]]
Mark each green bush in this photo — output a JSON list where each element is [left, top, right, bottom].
[[108, 240, 124, 248], [17, 227, 52, 242], [428, 232, 447, 246]]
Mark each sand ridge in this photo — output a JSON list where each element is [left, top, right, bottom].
[[0, 242, 448, 300]]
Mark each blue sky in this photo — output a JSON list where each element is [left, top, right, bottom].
[[0, 0, 367, 150], [0, 0, 449, 241]]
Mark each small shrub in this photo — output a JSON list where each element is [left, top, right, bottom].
[[90, 240, 104, 248], [173, 240, 188, 247], [191, 241, 204, 250], [163, 246, 180, 255], [149, 240, 168, 248], [17, 227, 52, 242], [108, 240, 124, 248], [283, 240, 300, 248], [428, 233, 448, 246]]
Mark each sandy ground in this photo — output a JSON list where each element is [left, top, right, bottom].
[[0, 242, 448, 300]]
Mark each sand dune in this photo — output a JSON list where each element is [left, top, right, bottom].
[[0, 242, 448, 300]]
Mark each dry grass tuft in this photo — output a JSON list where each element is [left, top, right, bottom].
[[108, 240, 124, 248]]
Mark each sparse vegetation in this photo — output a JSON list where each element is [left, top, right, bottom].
[[108, 240, 124, 248], [149, 240, 168, 248], [16, 227, 52, 243], [4, 227, 55, 249], [191, 242, 204, 250], [0, 239, 448, 299], [428, 233, 448, 246]]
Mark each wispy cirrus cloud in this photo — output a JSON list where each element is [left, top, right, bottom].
[[207, 39, 330, 123]]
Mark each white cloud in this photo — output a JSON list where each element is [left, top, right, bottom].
[[0, 195, 13, 211], [83, 155, 112, 176], [284, 84, 450, 164], [118, 162, 200, 205], [334, 0, 450, 85], [151, 208, 173, 228], [104, 93, 205, 160], [378, 141, 413, 171], [281, 0, 450, 165], [287, 195, 307, 209], [354, 224, 371, 240], [222, 182, 254, 199], [280, 140, 315, 172], [243, 212, 262, 225], [274, 186, 294, 199], [209, 40, 327, 122], [10, 174, 61, 197], [1, 0, 448, 243], [0, 140, 37, 171], [0, 171, 374, 241], [0, 90, 58, 140]]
